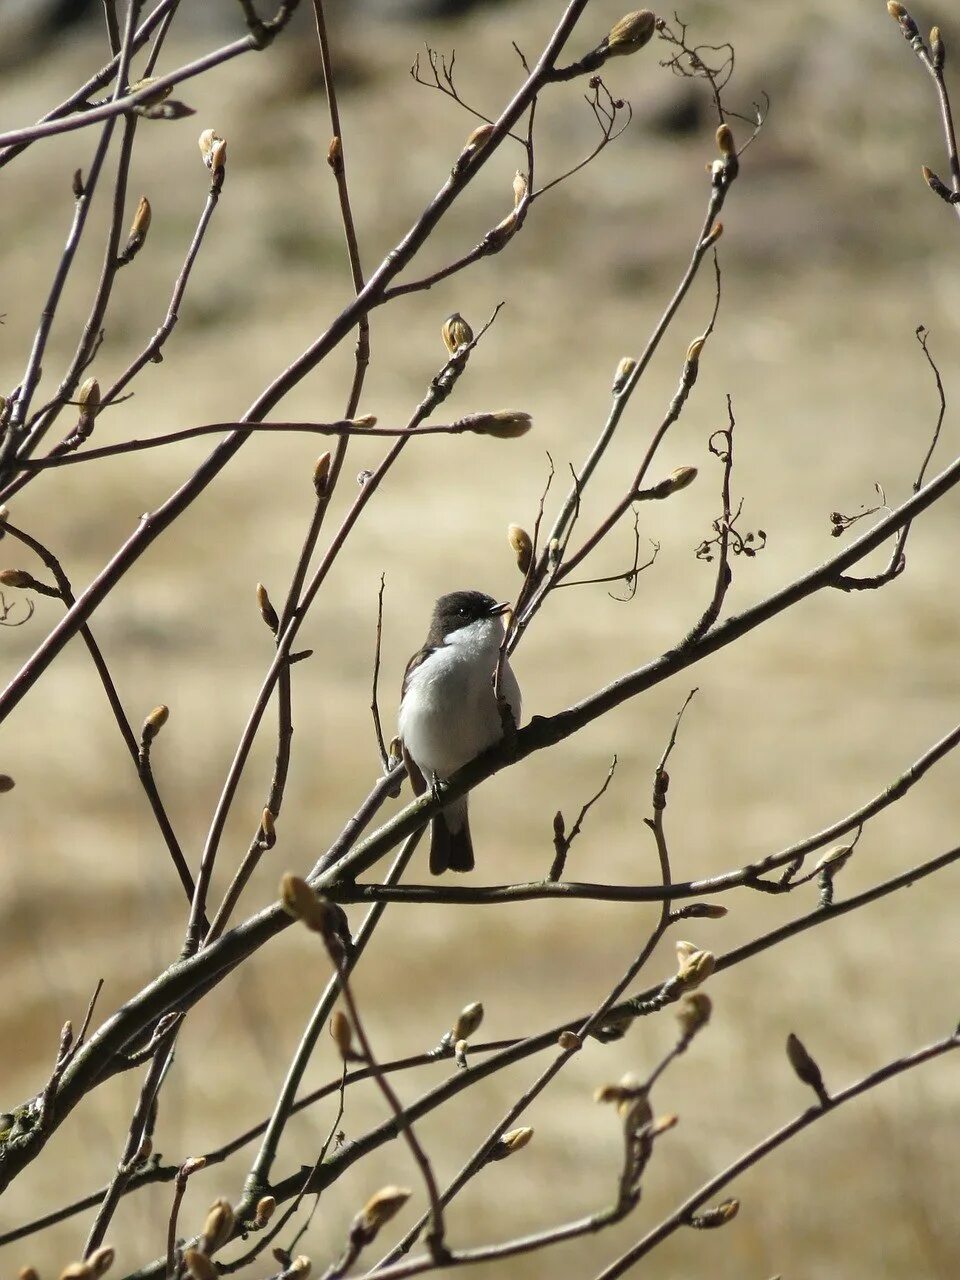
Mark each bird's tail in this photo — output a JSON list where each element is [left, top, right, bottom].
[[429, 797, 474, 874]]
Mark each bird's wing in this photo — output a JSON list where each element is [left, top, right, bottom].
[[400, 644, 435, 700]]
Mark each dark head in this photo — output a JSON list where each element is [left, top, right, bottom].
[[427, 590, 510, 645]]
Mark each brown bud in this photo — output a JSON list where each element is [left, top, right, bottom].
[[330, 1009, 353, 1058], [279, 873, 336, 935], [327, 136, 342, 169], [256, 582, 279, 633], [931, 26, 945, 71], [887, 1, 907, 15], [667, 465, 698, 494], [676, 947, 716, 990], [288, 1260, 311, 1278], [690, 1198, 739, 1228], [141, 704, 169, 745], [202, 1197, 235, 1250], [786, 1032, 828, 1101], [676, 991, 712, 1040], [358, 1186, 411, 1235], [463, 410, 532, 439], [313, 451, 331, 496], [441, 312, 474, 355], [78, 377, 101, 412], [650, 1112, 679, 1136], [0, 775, 14, 793], [677, 901, 728, 919], [121, 195, 152, 261], [491, 1126, 533, 1158], [180, 1155, 207, 1177], [59, 1265, 92, 1280], [612, 356, 636, 394], [0, 568, 33, 588], [512, 170, 528, 208], [813, 843, 853, 874], [19, 1269, 41, 1280], [605, 10, 657, 56], [452, 1000, 484, 1042], [198, 129, 227, 175], [716, 124, 736, 157], [183, 1250, 218, 1280], [508, 523, 533, 574], [685, 335, 706, 366], [484, 208, 519, 248], [701, 222, 723, 248], [464, 122, 495, 152], [255, 1195, 277, 1228], [87, 1247, 115, 1278], [261, 807, 276, 847], [558, 1029, 581, 1050]]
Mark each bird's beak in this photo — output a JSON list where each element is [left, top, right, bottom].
[[488, 600, 512, 617]]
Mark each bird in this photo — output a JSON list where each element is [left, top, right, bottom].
[[398, 590, 521, 874]]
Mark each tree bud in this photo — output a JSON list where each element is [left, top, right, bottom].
[[141, 704, 169, 744], [0, 568, 33, 588], [183, 1251, 218, 1280], [462, 410, 532, 439], [255, 1195, 277, 1228], [612, 356, 636, 393], [198, 129, 227, 175], [313, 452, 331, 496], [716, 123, 736, 157], [256, 582, 279, 633], [202, 1197, 235, 1250], [667, 466, 698, 493], [88, 1247, 115, 1278], [330, 1009, 353, 1058], [558, 1029, 581, 1050], [0, 775, 14, 793], [512, 170, 528, 208], [441, 312, 473, 354], [508, 524, 533, 574], [279, 873, 338, 937], [676, 992, 712, 1040], [604, 10, 657, 57], [452, 1000, 484, 1041], [490, 1126, 533, 1159], [357, 1186, 411, 1236]]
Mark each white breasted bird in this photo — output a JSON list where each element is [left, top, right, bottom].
[[398, 590, 521, 874]]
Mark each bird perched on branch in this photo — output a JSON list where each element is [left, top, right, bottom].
[[399, 590, 521, 874]]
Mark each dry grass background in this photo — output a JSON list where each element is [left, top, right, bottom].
[[2, 1, 959, 1276]]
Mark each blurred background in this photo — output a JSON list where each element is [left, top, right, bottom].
[[2, 1, 959, 1276]]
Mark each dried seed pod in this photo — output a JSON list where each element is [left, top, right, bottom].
[[604, 10, 657, 57], [330, 1009, 353, 1058], [676, 992, 712, 1040], [452, 1000, 484, 1042], [508, 524, 533, 574], [441, 313, 473, 354], [202, 1197, 235, 1250]]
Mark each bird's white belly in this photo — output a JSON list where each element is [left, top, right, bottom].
[[399, 643, 521, 780]]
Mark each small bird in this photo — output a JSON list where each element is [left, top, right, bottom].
[[398, 590, 521, 874]]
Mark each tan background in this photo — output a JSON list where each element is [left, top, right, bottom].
[[1, 1, 959, 1277]]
